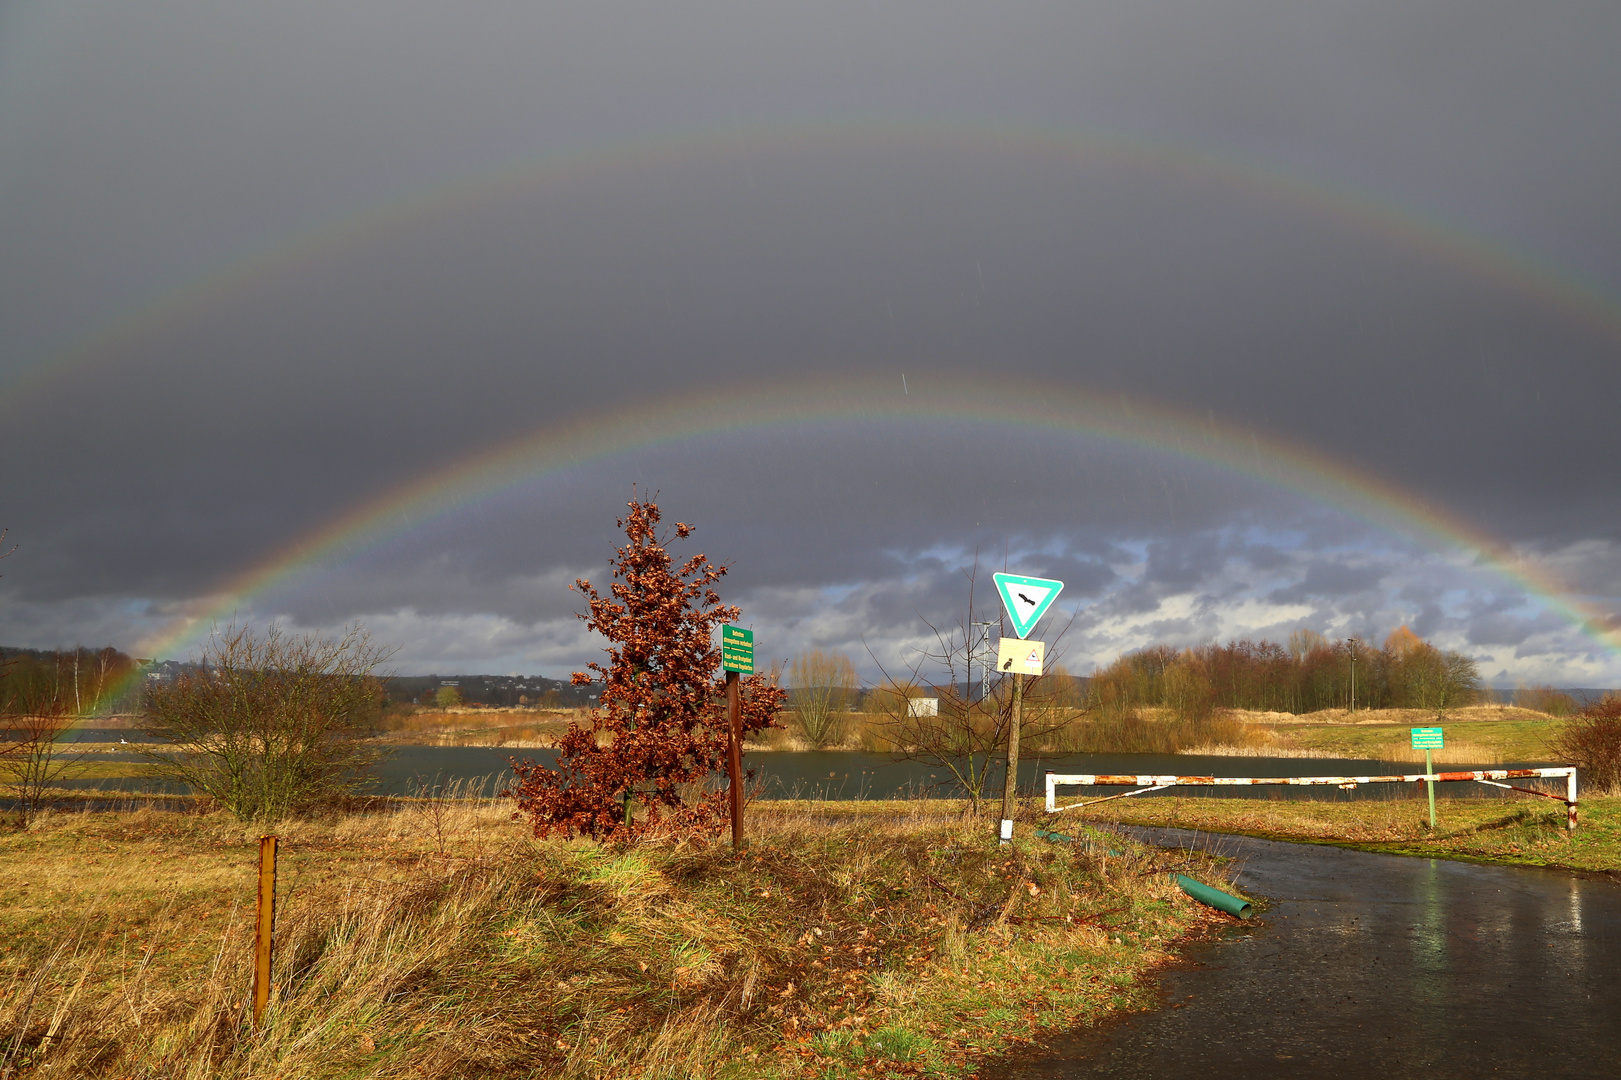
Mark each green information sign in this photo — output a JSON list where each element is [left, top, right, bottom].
[[1410, 727, 1445, 749], [721, 624, 754, 675]]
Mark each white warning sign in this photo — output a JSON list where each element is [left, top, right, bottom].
[[996, 637, 1045, 676]]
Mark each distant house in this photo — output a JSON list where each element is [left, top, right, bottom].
[[907, 697, 939, 717], [142, 659, 186, 684]]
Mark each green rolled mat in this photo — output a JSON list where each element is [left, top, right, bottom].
[[1035, 827, 1125, 856], [1173, 873, 1253, 919]]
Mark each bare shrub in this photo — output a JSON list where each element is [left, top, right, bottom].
[[1516, 683, 1577, 717], [0, 654, 91, 826], [139, 623, 393, 820], [1549, 693, 1621, 794], [786, 650, 858, 748], [866, 563, 1077, 813]]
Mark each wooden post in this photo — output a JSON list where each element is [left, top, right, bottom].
[[252, 835, 278, 1026], [727, 670, 745, 849], [999, 672, 1024, 845]]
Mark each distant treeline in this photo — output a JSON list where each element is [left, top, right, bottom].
[[385, 674, 594, 708], [1090, 627, 1480, 717], [0, 645, 143, 715]]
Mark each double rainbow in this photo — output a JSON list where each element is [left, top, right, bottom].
[[3, 121, 1611, 697]]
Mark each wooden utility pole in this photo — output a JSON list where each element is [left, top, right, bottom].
[[252, 835, 278, 1026], [1347, 637, 1357, 714], [999, 671, 1024, 844], [726, 670, 745, 849]]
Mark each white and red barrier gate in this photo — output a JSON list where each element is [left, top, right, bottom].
[[1043, 766, 1581, 830]]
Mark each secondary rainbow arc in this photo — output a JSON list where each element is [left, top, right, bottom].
[[9, 119, 1621, 406]]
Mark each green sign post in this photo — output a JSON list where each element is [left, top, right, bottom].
[[1411, 727, 1444, 828], [721, 625, 754, 674], [720, 624, 753, 851]]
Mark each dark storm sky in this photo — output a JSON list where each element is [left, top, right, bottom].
[[1, 1, 1618, 684]]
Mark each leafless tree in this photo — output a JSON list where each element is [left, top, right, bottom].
[[0, 651, 92, 826], [866, 562, 1078, 813], [0, 535, 89, 824], [787, 650, 859, 748], [139, 623, 394, 820]]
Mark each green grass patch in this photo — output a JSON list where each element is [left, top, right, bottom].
[[1271, 716, 1567, 764], [1082, 793, 1621, 873]]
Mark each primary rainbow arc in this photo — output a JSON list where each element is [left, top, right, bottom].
[[96, 372, 1620, 714]]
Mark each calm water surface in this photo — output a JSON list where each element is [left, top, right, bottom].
[[371, 747, 1566, 802], [62, 745, 1568, 803], [987, 828, 1621, 1080]]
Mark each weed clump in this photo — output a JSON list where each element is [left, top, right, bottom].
[[1550, 694, 1621, 793]]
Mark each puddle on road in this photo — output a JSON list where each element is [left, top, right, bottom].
[[986, 828, 1621, 1080]]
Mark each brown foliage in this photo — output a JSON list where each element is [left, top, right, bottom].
[[1092, 628, 1480, 716], [508, 499, 783, 840]]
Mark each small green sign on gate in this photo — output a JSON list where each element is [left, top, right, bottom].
[[721, 625, 754, 675], [1410, 727, 1445, 749]]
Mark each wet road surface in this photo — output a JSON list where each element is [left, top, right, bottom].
[[989, 828, 1621, 1079]]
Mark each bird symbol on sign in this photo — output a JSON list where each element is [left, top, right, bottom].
[[1017, 592, 1036, 607]]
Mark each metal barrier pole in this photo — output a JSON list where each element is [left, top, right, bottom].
[[1567, 768, 1579, 831]]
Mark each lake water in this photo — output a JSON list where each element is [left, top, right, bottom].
[[985, 828, 1621, 1079], [56, 743, 1570, 804]]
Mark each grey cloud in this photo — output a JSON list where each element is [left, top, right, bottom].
[[1466, 614, 1538, 649], [1, 2, 1617, 683], [1267, 559, 1389, 605]]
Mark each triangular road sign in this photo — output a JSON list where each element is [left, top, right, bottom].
[[993, 572, 1065, 639]]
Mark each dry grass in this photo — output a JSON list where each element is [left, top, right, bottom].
[[1247, 711, 1568, 765], [1278, 704, 1562, 725], [0, 797, 1236, 1079], [370, 708, 579, 748]]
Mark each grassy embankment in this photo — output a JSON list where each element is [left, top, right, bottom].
[[0, 799, 1241, 1079], [371, 706, 579, 747], [1057, 705, 1618, 872], [1077, 793, 1621, 874], [62, 703, 1571, 763], [1232, 704, 1568, 764]]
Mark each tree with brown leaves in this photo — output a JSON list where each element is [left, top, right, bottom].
[[509, 499, 782, 840]]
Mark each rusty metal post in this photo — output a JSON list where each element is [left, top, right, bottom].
[[252, 835, 278, 1026], [726, 670, 744, 850], [1567, 768, 1579, 831], [999, 671, 1024, 845]]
